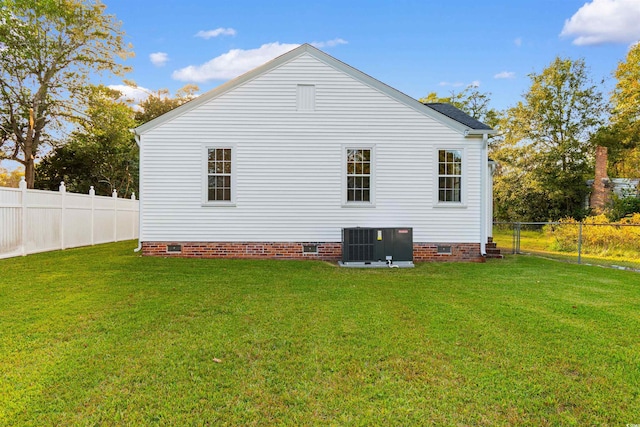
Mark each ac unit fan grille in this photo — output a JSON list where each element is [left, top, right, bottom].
[[345, 228, 376, 262]]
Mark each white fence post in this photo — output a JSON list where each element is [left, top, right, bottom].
[[113, 189, 118, 242], [59, 181, 66, 250], [131, 192, 136, 240], [19, 177, 27, 256], [90, 186, 95, 246]]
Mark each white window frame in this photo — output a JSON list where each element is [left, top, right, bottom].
[[434, 147, 466, 208], [202, 145, 236, 206], [342, 145, 375, 208]]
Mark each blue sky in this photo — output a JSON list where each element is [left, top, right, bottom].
[[102, 0, 640, 111]]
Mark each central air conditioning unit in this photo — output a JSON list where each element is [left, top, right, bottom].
[[340, 227, 414, 268]]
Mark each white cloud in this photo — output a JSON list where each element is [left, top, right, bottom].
[[514, 37, 522, 47], [311, 38, 348, 48], [439, 81, 464, 87], [172, 42, 299, 82], [560, 0, 640, 45], [195, 28, 237, 39], [439, 80, 480, 88], [149, 52, 169, 67], [108, 84, 151, 104], [494, 71, 516, 79]]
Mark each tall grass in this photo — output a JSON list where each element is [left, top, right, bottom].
[[546, 214, 640, 259]]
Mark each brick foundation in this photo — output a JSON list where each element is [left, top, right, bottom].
[[142, 241, 484, 262], [413, 242, 484, 262], [142, 241, 342, 260]]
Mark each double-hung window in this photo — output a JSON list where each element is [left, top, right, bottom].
[[438, 149, 462, 203], [346, 148, 372, 204], [206, 147, 234, 204]]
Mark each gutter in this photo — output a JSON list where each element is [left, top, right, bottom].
[[465, 129, 497, 136]]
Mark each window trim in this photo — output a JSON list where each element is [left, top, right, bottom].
[[202, 144, 237, 207], [342, 145, 375, 208], [434, 147, 466, 208]]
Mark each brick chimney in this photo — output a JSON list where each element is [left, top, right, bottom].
[[590, 146, 610, 213]]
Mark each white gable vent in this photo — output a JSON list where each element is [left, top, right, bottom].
[[297, 84, 315, 111]]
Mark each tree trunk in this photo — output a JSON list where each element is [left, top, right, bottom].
[[24, 107, 37, 188], [25, 157, 35, 188]]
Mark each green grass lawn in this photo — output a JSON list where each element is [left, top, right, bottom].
[[1, 241, 639, 425]]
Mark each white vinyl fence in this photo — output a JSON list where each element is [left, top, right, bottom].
[[0, 179, 139, 259]]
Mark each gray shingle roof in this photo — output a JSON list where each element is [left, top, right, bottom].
[[423, 103, 493, 131]]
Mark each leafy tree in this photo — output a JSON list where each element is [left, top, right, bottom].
[[593, 43, 640, 177], [0, 166, 24, 187], [0, 0, 133, 188], [492, 57, 605, 221], [36, 85, 137, 197], [35, 84, 198, 197], [611, 43, 640, 133], [607, 194, 640, 221], [591, 124, 640, 177], [133, 83, 199, 124], [420, 84, 500, 128]]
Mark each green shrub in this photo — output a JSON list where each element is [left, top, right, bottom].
[[607, 195, 640, 221]]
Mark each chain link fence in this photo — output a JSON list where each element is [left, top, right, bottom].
[[493, 222, 640, 272]]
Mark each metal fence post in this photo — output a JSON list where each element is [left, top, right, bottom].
[[577, 222, 583, 265]]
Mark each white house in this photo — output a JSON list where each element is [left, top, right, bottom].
[[133, 44, 497, 262]]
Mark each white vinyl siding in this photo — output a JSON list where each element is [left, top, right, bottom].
[[140, 53, 484, 244]]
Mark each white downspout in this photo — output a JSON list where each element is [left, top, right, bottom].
[[133, 132, 143, 253], [480, 133, 488, 256], [488, 160, 496, 241]]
